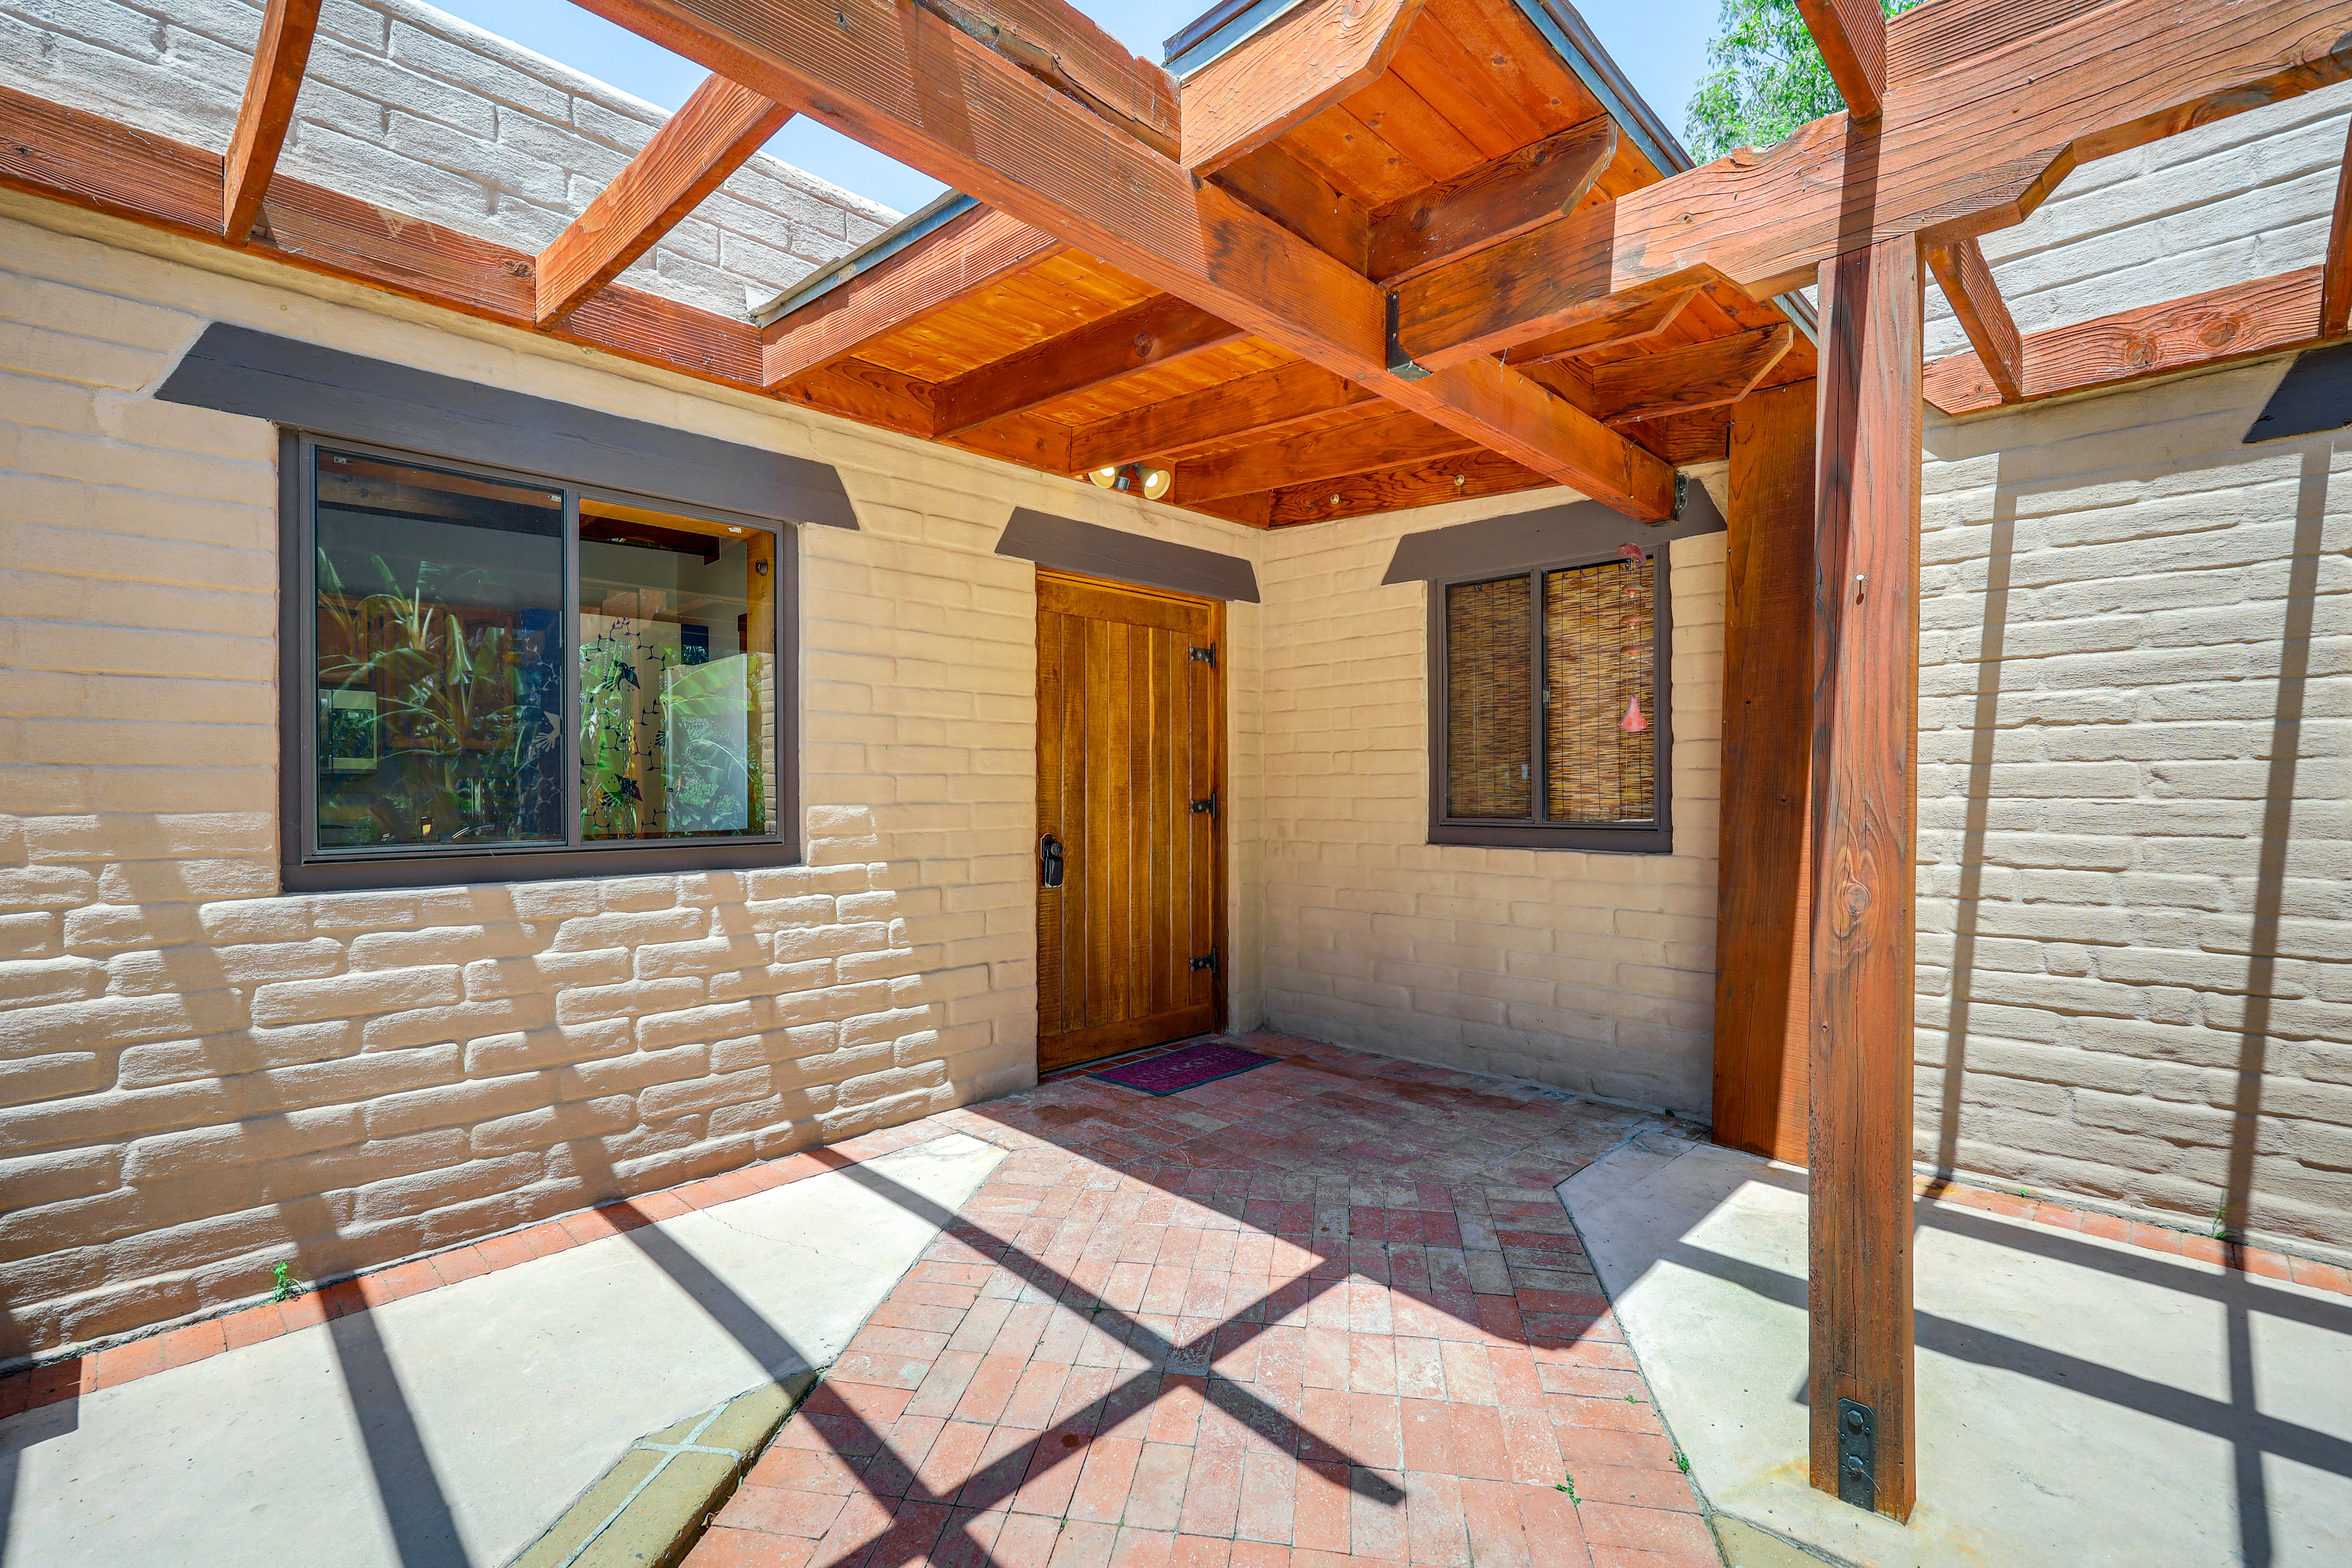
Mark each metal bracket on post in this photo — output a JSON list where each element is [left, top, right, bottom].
[[1385, 291, 1434, 380], [1836, 1398, 1877, 1513]]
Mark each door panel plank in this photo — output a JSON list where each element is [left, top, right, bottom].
[[1035, 570, 1223, 1071]]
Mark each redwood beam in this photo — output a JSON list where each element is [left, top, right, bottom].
[[222, 0, 323, 241], [1068, 361, 1379, 471], [569, 0, 1678, 517], [1213, 144, 1370, 271], [931, 295, 1243, 436], [1504, 284, 1699, 366], [1179, 0, 1425, 173], [1713, 379, 1815, 1164], [1172, 409, 1477, 504], [537, 74, 793, 324], [760, 205, 1065, 387], [0, 80, 763, 386], [1390, 0, 2352, 366], [1807, 234, 1920, 1522], [1589, 323, 1795, 426], [1922, 265, 2325, 414], [1795, 0, 1888, 121], [2323, 116, 2352, 336], [1368, 117, 1615, 283], [921, 0, 1181, 159], [1257, 447, 1546, 525], [1924, 236, 2022, 403]]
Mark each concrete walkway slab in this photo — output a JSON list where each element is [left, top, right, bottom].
[[0, 1131, 1004, 1568], [1559, 1137, 2352, 1567]]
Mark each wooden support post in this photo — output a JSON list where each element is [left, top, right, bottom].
[[222, 0, 323, 241], [2323, 116, 2352, 337], [1712, 380, 1816, 1163], [1807, 234, 1920, 1521]]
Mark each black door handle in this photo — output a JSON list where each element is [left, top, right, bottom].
[[1040, 832, 1065, 889]]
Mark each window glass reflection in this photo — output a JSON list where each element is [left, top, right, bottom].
[[312, 449, 565, 851], [578, 500, 774, 841]]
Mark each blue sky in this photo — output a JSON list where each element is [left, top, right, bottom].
[[423, 0, 1721, 218]]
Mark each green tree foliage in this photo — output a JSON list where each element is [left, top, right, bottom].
[[1684, 0, 1923, 162]]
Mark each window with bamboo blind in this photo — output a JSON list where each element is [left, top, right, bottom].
[[1431, 547, 1671, 853]]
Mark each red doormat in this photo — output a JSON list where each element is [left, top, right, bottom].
[[1090, 1041, 1277, 1096]]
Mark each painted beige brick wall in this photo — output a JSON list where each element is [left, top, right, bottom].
[[1254, 508, 1724, 1117], [1918, 358, 2352, 1261], [0, 0, 895, 319], [0, 194, 1265, 1359]]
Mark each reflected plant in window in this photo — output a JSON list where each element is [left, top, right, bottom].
[[579, 501, 772, 842], [312, 449, 565, 851]]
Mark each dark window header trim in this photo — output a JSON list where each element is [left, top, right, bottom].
[[1384, 485, 1723, 587], [996, 508, 1260, 602], [162, 323, 858, 531]]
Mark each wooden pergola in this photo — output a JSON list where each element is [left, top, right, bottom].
[[6, 0, 2351, 1519]]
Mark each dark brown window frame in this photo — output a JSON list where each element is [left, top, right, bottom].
[[277, 431, 804, 892], [1425, 548, 1674, 854]]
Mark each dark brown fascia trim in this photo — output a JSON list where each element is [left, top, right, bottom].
[[1382, 484, 1722, 586], [162, 323, 859, 530]]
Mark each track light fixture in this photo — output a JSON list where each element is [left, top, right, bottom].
[[1087, 462, 1171, 501]]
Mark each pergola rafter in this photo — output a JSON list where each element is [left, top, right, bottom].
[[536, 72, 796, 325], [222, 0, 322, 243]]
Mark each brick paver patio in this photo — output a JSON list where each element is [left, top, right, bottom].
[[687, 1030, 1719, 1568]]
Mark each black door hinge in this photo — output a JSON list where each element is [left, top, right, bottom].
[[1190, 788, 1218, 821], [1836, 1398, 1876, 1513], [1189, 643, 1216, 669], [1189, 947, 1219, 974]]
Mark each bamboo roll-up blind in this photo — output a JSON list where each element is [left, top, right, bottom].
[[1545, 555, 1656, 823], [1446, 575, 1531, 818]]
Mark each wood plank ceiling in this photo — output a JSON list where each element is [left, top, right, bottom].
[[752, 0, 1814, 528]]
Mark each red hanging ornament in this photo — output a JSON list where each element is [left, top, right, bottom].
[[1621, 695, 1648, 733]]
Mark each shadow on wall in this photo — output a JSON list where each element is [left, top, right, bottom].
[[1920, 380, 2341, 1264], [0, 801, 1005, 1365]]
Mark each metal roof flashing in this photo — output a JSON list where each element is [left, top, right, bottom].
[[751, 189, 978, 329]]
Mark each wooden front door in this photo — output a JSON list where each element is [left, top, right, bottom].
[[1035, 570, 1223, 1072]]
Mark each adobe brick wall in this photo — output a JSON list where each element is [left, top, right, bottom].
[[1904, 83, 2352, 1262], [1916, 361, 2352, 1263], [1253, 509, 1725, 1117], [0, 0, 892, 318], [1924, 84, 2352, 363], [0, 191, 1268, 1361]]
